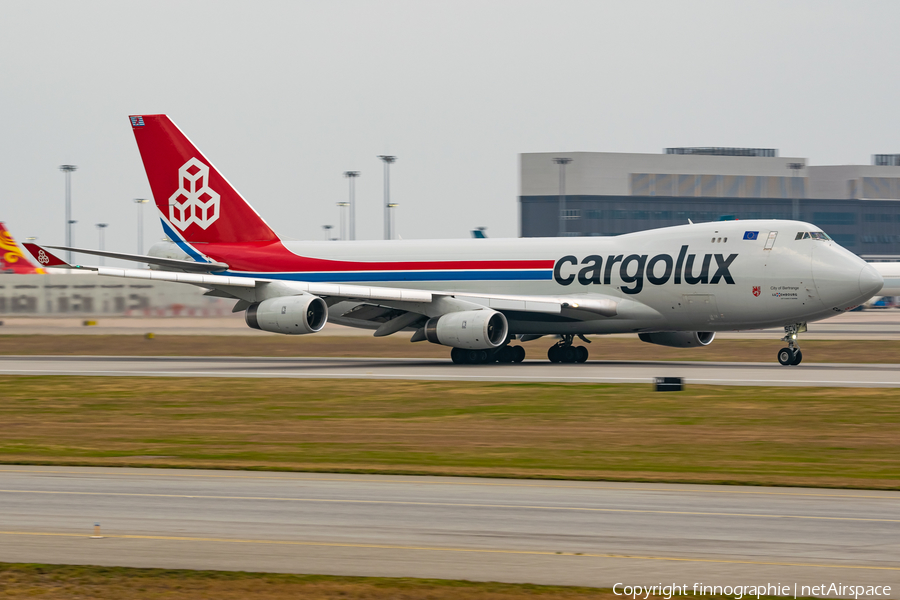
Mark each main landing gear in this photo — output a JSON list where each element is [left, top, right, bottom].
[[776, 323, 805, 366], [547, 334, 589, 364], [450, 345, 526, 365]]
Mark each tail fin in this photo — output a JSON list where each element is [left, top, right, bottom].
[[22, 243, 72, 270], [129, 115, 279, 245], [0, 223, 46, 274]]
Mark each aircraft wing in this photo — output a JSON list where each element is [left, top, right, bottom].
[[94, 266, 619, 318], [24, 244, 618, 325]]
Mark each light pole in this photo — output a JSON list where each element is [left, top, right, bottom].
[[336, 202, 350, 241], [134, 198, 150, 255], [787, 162, 803, 221], [377, 156, 397, 240], [68, 220, 77, 256], [343, 171, 359, 240], [387, 203, 398, 240], [60, 165, 77, 261], [96, 223, 108, 266], [553, 158, 572, 237], [322, 224, 334, 241]]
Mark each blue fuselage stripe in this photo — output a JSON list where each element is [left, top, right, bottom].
[[222, 270, 553, 282], [161, 220, 209, 263]]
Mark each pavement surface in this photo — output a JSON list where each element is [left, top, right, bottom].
[[3, 310, 900, 339], [1, 355, 899, 387], [0, 466, 897, 590]]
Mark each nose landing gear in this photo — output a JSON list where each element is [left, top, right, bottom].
[[777, 323, 806, 366], [548, 335, 589, 363]]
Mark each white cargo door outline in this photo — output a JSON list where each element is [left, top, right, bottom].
[[764, 231, 778, 250]]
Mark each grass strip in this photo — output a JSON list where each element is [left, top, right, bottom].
[[1, 335, 900, 362], [0, 562, 812, 599], [0, 562, 602, 599], [1, 376, 898, 489]]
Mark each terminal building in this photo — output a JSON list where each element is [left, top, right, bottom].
[[0, 271, 229, 316], [519, 148, 900, 256]]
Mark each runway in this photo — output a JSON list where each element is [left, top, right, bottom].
[[3, 310, 900, 339], [0, 466, 897, 588], [2, 354, 900, 387]]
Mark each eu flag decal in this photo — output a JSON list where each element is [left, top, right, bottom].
[[743, 231, 759, 240]]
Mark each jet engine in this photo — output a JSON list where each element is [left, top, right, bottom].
[[424, 310, 508, 350], [638, 331, 715, 348], [245, 295, 328, 335]]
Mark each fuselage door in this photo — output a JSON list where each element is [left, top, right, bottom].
[[681, 293, 720, 324], [764, 231, 778, 250]]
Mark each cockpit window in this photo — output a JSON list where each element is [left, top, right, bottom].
[[795, 231, 832, 241]]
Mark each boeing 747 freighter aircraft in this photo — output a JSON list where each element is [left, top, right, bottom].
[[26, 115, 884, 366]]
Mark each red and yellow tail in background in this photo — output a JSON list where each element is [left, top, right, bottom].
[[0, 222, 46, 274]]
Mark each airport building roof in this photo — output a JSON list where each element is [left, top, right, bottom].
[[520, 149, 900, 200]]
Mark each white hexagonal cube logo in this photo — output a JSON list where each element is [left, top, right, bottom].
[[168, 158, 221, 230]]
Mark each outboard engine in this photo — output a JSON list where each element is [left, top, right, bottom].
[[245, 295, 328, 335]]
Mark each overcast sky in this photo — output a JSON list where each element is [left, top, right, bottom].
[[1, 0, 898, 257]]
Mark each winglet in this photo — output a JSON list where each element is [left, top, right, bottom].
[[23, 243, 87, 270]]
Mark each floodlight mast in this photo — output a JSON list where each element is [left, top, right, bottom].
[[96, 223, 108, 266], [343, 171, 360, 240], [60, 165, 77, 262], [134, 199, 150, 255], [377, 156, 397, 240], [336, 202, 350, 240]]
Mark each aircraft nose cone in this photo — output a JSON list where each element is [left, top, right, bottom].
[[859, 263, 884, 298], [812, 245, 882, 308]]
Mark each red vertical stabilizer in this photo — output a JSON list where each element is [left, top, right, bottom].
[[129, 114, 279, 245], [0, 222, 45, 274]]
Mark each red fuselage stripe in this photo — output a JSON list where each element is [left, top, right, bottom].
[[200, 241, 554, 273]]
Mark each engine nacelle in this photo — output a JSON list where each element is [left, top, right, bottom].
[[638, 331, 715, 348], [245, 295, 328, 335], [424, 310, 508, 350]]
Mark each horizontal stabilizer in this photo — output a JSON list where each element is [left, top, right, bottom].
[[22, 243, 94, 270], [46, 246, 229, 272]]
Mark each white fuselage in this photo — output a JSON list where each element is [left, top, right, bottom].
[[256, 220, 882, 336]]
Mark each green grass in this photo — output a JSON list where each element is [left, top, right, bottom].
[[0, 562, 817, 600], [1, 376, 899, 488]]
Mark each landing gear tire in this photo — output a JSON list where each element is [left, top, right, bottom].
[[450, 347, 467, 364], [467, 349, 488, 364], [575, 346, 589, 363], [512, 345, 526, 363], [548, 341, 588, 364], [777, 347, 795, 366], [548, 345, 561, 363], [777, 323, 806, 366], [496, 346, 515, 363]]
